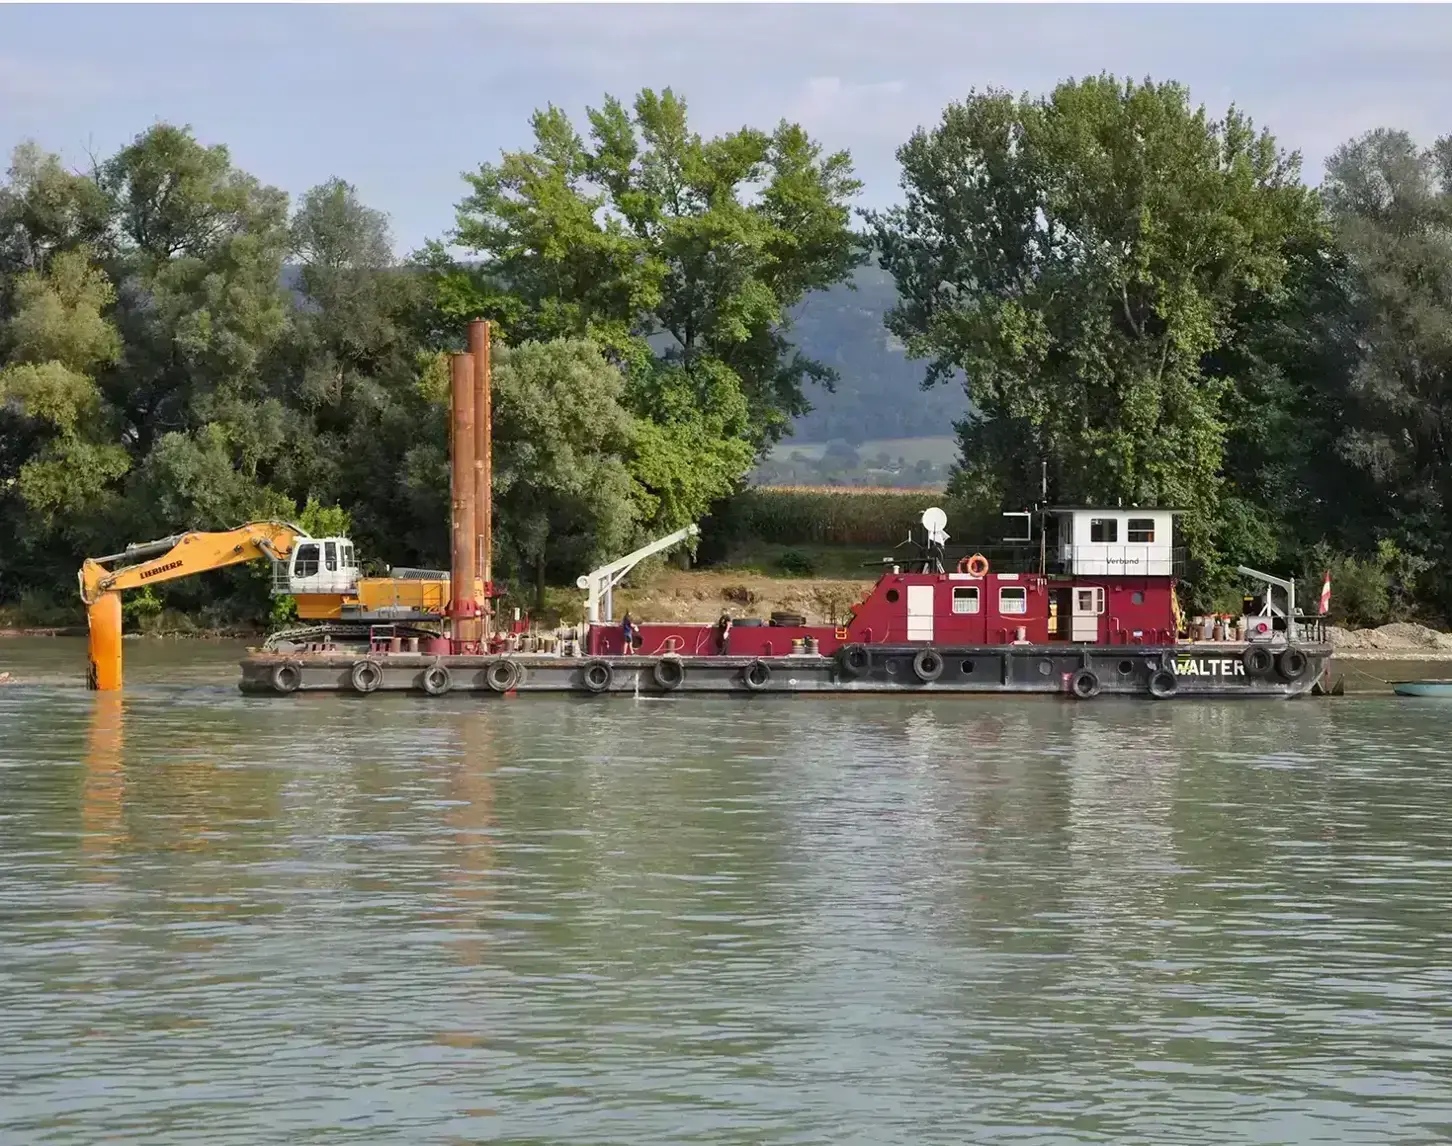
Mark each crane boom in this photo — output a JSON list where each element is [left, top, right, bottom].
[[575, 524, 701, 623], [79, 521, 308, 605]]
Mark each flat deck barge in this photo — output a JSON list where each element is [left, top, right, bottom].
[[239, 640, 1331, 699]]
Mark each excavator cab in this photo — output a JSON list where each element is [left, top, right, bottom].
[[279, 536, 360, 596]]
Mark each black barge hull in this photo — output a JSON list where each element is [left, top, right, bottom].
[[239, 643, 1331, 699]]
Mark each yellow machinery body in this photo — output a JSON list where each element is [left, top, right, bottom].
[[79, 521, 463, 690]]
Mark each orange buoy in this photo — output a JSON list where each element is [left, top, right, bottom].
[[958, 553, 990, 578]]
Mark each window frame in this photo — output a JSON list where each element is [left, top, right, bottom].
[[952, 586, 981, 615], [294, 543, 320, 578], [1090, 518, 1119, 544], [1127, 518, 1156, 544], [998, 586, 1028, 615]]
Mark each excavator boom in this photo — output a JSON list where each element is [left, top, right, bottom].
[[79, 521, 307, 605]]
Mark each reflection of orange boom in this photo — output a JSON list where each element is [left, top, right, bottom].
[[78, 520, 472, 691]]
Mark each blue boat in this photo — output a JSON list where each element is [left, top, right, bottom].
[[1393, 680, 1452, 698]]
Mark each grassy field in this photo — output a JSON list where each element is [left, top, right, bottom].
[[766, 435, 959, 465]]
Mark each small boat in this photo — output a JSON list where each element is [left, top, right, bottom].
[[1392, 680, 1452, 698]]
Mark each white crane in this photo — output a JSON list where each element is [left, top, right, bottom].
[[576, 524, 701, 624]]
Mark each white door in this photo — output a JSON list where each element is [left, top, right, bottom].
[[1071, 586, 1104, 642], [907, 584, 935, 641]]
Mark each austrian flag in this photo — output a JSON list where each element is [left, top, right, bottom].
[[1319, 570, 1332, 616]]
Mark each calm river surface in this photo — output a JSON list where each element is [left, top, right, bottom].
[[2, 638, 1451, 1144]]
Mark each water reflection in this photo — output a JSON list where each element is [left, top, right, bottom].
[[2, 643, 1451, 1144]]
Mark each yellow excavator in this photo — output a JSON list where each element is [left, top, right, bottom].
[[79, 520, 466, 690]]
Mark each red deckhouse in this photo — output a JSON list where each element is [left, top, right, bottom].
[[586, 505, 1187, 658]]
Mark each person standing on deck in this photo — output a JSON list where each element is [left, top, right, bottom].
[[620, 612, 637, 653]]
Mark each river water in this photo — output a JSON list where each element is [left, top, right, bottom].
[[2, 638, 1451, 1144]]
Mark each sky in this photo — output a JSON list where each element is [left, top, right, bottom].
[[2, 3, 1451, 255]]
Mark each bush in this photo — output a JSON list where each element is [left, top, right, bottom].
[[1301, 539, 1430, 629], [776, 549, 817, 576]]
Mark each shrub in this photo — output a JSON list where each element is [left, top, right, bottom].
[[776, 549, 817, 576]]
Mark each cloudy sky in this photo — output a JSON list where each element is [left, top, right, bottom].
[[2, 4, 1450, 254]]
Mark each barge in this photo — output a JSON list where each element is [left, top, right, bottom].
[[239, 503, 1333, 700]]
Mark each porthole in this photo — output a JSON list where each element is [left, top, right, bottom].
[[1037, 660, 1052, 677], [886, 589, 900, 603], [1132, 591, 1145, 605], [886, 659, 899, 675], [1117, 660, 1135, 677], [960, 659, 975, 674]]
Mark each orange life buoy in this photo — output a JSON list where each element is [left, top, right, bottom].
[[957, 553, 990, 578]]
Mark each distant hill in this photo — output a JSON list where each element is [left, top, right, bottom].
[[783, 265, 970, 445]]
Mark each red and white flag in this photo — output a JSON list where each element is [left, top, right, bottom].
[[1318, 570, 1332, 615]]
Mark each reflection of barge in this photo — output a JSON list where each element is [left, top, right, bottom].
[[240, 503, 1332, 700]]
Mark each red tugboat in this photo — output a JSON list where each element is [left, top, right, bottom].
[[241, 503, 1333, 699]]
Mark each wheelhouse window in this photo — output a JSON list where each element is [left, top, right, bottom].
[[999, 586, 1027, 615], [1127, 518, 1156, 544], [325, 541, 337, 571], [952, 586, 980, 614], [294, 544, 320, 578], [342, 544, 355, 568], [1090, 518, 1118, 543]]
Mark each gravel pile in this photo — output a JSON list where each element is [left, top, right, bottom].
[[1327, 622, 1452, 650]]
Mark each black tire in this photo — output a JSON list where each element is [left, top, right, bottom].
[[912, 648, 944, 683], [272, 661, 302, 694], [1276, 647, 1309, 682], [581, 659, 612, 693], [486, 659, 520, 693], [734, 618, 765, 628], [1148, 669, 1178, 699], [1070, 668, 1101, 699], [770, 611, 806, 627], [421, 663, 451, 696], [1243, 645, 1274, 677], [839, 643, 871, 678], [350, 659, 382, 694], [653, 656, 685, 691], [742, 659, 771, 691]]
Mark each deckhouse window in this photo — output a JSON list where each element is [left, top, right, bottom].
[[999, 586, 1027, 615], [294, 544, 320, 578], [1127, 518, 1156, 544], [1090, 518, 1118, 543], [325, 541, 337, 572], [953, 586, 980, 614]]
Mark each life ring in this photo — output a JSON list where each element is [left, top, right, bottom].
[[838, 643, 871, 678], [912, 648, 944, 683], [957, 553, 990, 577], [271, 661, 302, 694], [486, 659, 520, 692], [1148, 669, 1178, 699], [1070, 668, 1101, 699], [1276, 647, 1309, 682], [653, 655, 685, 691], [350, 659, 382, 694], [421, 663, 451, 696], [581, 659, 612, 693], [742, 659, 771, 691], [1243, 646, 1274, 677]]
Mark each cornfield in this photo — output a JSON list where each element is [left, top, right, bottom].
[[724, 486, 956, 546]]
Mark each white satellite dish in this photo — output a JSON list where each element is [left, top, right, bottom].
[[921, 506, 949, 546]]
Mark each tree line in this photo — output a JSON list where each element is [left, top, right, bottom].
[[1, 77, 1448, 627]]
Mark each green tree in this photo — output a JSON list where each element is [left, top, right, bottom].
[[435, 88, 863, 528], [1319, 128, 1452, 609], [869, 76, 1311, 575]]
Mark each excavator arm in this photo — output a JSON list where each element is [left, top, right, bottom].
[[79, 520, 308, 605], [80, 521, 311, 691]]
